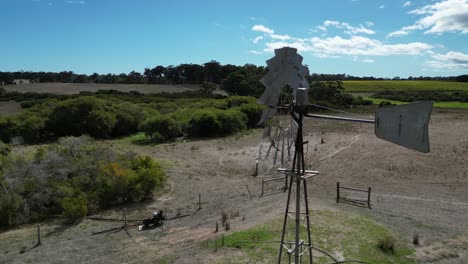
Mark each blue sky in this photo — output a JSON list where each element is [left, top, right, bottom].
[[1, 0, 468, 77]]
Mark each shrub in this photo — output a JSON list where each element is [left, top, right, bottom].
[[96, 162, 133, 206], [377, 236, 395, 253], [112, 102, 146, 137], [61, 195, 88, 222], [0, 193, 22, 227], [379, 101, 394, 107], [0, 136, 166, 228], [188, 109, 223, 137], [139, 115, 181, 142], [239, 103, 264, 128], [226, 96, 256, 107], [0, 141, 11, 156], [47, 97, 118, 138], [217, 109, 247, 134]]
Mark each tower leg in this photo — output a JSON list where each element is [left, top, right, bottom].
[[304, 179, 313, 263], [295, 178, 301, 264], [278, 176, 294, 264]]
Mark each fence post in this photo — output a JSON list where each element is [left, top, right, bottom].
[[336, 182, 340, 203], [284, 175, 288, 191], [254, 159, 259, 177], [37, 224, 41, 245], [368, 187, 372, 209], [198, 193, 202, 210], [245, 185, 253, 200], [124, 208, 127, 229]]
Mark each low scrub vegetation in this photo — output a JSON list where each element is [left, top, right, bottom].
[[0, 91, 263, 144], [309, 81, 372, 108], [0, 136, 166, 227]]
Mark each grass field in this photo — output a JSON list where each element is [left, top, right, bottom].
[[208, 209, 414, 264], [343, 80, 468, 92], [363, 97, 468, 109]]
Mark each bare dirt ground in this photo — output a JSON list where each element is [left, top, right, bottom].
[[0, 101, 22, 116], [1, 109, 467, 263], [2, 83, 199, 94]]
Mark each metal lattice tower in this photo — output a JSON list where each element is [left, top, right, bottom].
[[277, 102, 318, 264], [257, 47, 432, 264]]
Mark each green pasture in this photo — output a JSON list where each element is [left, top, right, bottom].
[[206, 209, 414, 264], [343, 81, 468, 92]]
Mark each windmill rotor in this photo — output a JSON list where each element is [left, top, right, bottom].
[[256, 47, 310, 169]]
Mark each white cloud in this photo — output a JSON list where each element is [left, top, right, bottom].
[[249, 50, 263, 55], [252, 25, 274, 34], [66, 0, 86, 4], [252, 36, 264, 44], [392, 0, 468, 36], [271, 34, 292, 40], [379, 5, 385, 9], [322, 20, 375, 35], [262, 35, 432, 57], [363, 59, 375, 63], [316, 25, 327, 32], [252, 24, 433, 60], [387, 30, 410, 37], [426, 51, 468, 70], [403, 1, 412, 7]]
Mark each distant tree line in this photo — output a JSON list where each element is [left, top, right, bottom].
[[1, 62, 465, 88]]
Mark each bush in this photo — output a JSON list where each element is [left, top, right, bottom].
[[112, 102, 146, 137], [239, 103, 264, 128], [217, 109, 247, 134], [0, 136, 166, 227], [379, 101, 394, 107], [188, 109, 222, 137], [47, 97, 118, 138], [377, 236, 395, 253], [61, 195, 88, 222], [139, 115, 181, 142], [0, 193, 22, 227]]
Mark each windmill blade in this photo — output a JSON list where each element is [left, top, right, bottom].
[[374, 101, 433, 153]]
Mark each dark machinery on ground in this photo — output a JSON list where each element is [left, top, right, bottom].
[[140, 210, 166, 230]]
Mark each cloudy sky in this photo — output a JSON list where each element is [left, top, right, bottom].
[[2, 0, 467, 77]]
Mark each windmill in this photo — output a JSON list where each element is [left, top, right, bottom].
[[257, 47, 433, 263]]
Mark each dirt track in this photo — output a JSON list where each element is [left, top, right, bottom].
[[1, 109, 467, 263]]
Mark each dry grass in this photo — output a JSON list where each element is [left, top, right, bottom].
[[0, 101, 22, 116], [3, 83, 199, 95]]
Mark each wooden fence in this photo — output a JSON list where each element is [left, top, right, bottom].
[[336, 182, 372, 209]]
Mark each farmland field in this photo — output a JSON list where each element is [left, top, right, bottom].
[[343, 80, 468, 92], [2, 83, 200, 94], [363, 97, 468, 109]]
